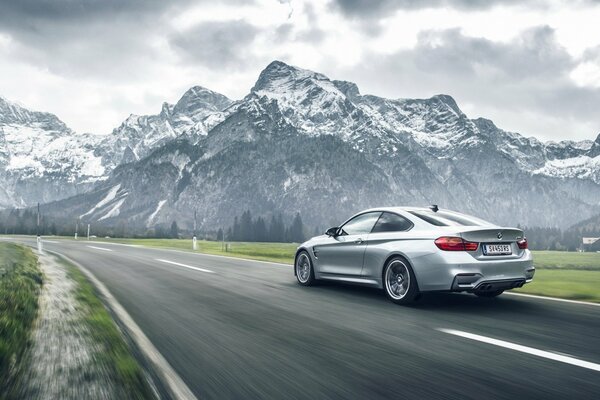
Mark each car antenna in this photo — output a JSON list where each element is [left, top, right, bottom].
[[429, 204, 439, 212]]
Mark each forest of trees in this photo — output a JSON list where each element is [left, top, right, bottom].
[[521, 226, 600, 251], [225, 211, 306, 243], [0, 208, 309, 243]]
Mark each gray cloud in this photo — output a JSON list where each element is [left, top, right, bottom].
[[330, 0, 523, 18], [0, 0, 250, 81], [170, 20, 259, 69], [338, 26, 600, 139], [330, 0, 600, 19]]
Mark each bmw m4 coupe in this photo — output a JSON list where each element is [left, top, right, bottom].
[[294, 206, 535, 304]]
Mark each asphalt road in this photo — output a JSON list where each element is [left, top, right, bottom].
[[7, 237, 600, 399]]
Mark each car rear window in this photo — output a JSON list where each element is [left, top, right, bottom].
[[371, 212, 413, 233], [408, 210, 489, 227]]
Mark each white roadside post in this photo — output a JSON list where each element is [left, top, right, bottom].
[[75, 219, 79, 240], [192, 210, 198, 250], [87, 224, 90, 241], [36, 202, 43, 254]]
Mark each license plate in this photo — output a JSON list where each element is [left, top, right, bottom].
[[483, 243, 512, 255]]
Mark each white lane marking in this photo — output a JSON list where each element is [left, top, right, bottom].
[[155, 259, 214, 274], [438, 328, 600, 373], [87, 240, 290, 267], [506, 292, 600, 307], [87, 245, 114, 252], [43, 240, 59, 243], [46, 250, 198, 400]]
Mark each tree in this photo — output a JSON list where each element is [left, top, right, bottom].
[[232, 217, 240, 241], [268, 213, 285, 242], [170, 221, 179, 239], [288, 212, 305, 243], [240, 210, 253, 241], [216, 227, 224, 241], [254, 217, 267, 242]]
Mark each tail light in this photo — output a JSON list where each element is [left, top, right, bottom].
[[435, 236, 479, 251], [517, 237, 528, 249]]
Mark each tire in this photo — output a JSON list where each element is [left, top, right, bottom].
[[295, 250, 316, 286], [383, 257, 419, 304], [475, 290, 504, 298]]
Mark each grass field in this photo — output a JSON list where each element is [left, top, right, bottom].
[[527, 250, 600, 270], [513, 269, 600, 302], [0, 243, 43, 398]]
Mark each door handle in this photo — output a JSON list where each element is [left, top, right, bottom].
[[354, 238, 364, 244]]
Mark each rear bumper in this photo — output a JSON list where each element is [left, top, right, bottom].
[[453, 277, 530, 293], [411, 249, 534, 292]]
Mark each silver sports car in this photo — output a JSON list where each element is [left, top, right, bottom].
[[294, 206, 535, 304]]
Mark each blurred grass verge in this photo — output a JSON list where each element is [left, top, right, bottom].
[[0, 243, 43, 399], [63, 259, 156, 399], [514, 269, 600, 303]]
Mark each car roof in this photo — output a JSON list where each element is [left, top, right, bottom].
[[359, 206, 441, 214]]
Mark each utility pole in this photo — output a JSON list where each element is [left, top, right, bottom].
[[36, 202, 42, 254], [87, 224, 90, 241], [192, 210, 197, 250]]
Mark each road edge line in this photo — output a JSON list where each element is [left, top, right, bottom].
[[45, 249, 198, 400]]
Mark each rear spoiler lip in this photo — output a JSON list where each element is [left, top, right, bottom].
[[456, 227, 525, 241]]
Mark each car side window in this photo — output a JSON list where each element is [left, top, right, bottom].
[[339, 212, 382, 236], [371, 212, 413, 233]]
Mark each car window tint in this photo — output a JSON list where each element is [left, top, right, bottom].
[[340, 212, 381, 235], [408, 210, 489, 226], [372, 212, 413, 233]]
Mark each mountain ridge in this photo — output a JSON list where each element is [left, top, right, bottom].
[[2, 60, 599, 230]]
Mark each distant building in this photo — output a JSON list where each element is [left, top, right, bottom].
[[582, 237, 600, 252]]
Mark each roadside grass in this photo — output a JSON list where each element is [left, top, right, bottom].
[[0, 243, 43, 398], [63, 260, 155, 399], [530, 250, 600, 271], [513, 269, 600, 303]]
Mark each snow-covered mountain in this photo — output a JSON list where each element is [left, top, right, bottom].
[[37, 61, 600, 230], [0, 96, 105, 208], [95, 86, 232, 169], [0, 87, 231, 208]]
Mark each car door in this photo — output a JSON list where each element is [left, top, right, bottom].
[[361, 212, 415, 279], [316, 212, 381, 276]]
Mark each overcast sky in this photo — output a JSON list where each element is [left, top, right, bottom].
[[0, 0, 599, 142]]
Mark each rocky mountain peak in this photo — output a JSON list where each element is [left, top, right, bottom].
[[0, 95, 70, 132], [332, 80, 361, 101], [429, 94, 463, 116], [160, 102, 173, 119], [588, 133, 600, 157], [173, 86, 232, 115], [251, 60, 332, 95]]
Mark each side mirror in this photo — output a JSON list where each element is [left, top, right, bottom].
[[325, 227, 339, 237]]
